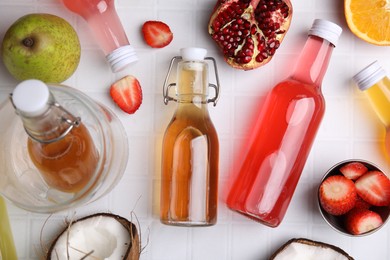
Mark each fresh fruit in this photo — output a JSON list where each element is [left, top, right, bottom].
[[355, 170, 390, 206], [270, 238, 354, 260], [142, 21, 173, 48], [354, 195, 371, 210], [345, 208, 383, 235], [47, 213, 140, 259], [1, 13, 80, 83], [208, 0, 293, 70], [110, 75, 143, 114], [344, 0, 390, 45], [340, 162, 368, 180], [319, 175, 357, 216]]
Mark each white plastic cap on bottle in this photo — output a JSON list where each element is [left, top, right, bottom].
[[106, 45, 138, 73], [180, 47, 207, 61], [308, 19, 342, 47], [12, 79, 50, 117], [353, 61, 387, 91]]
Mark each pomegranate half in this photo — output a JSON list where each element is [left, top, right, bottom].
[[208, 0, 293, 70]]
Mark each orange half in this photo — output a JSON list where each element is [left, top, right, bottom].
[[345, 0, 390, 45]]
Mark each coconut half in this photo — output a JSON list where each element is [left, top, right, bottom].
[[270, 238, 354, 260], [47, 213, 140, 260]]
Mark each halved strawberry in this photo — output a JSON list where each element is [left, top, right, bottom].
[[339, 162, 368, 180], [319, 175, 357, 216], [110, 75, 142, 114], [354, 195, 371, 210], [355, 170, 390, 206], [345, 208, 383, 235], [142, 21, 173, 48]]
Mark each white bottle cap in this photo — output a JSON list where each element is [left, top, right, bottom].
[[12, 79, 50, 117], [308, 19, 342, 47], [180, 47, 207, 61], [353, 61, 387, 91], [106, 45, 138, 73]]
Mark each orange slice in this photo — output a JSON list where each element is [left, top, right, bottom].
[[345, 0, 390, 45]]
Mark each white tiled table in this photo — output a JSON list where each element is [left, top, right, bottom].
[[1, 0, 390, 259]]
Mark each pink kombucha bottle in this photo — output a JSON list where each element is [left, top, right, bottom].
[[61, 0, 137, 72], [227, 19, 342, 227]]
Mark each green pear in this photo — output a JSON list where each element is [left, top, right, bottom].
[[1, 13, 81, 83]]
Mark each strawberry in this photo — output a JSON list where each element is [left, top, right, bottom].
[[319, 175, 357, 216], [110, 75, 142, 114], [339, 162, 368, 180], [355, 170, 390, 206], [345, 208, 383, 235], [354, 195, 371, 210], [142, 21, 173, 48]]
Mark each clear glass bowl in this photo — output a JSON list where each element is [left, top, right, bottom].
[[0, 84, 128, 213]]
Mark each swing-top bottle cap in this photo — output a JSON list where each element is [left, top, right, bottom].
[[180, 47, 207, 61], [106, 45, 138, 73], [309, 19, 342, 47], [353, 61, 387, 91], [12, 79, 50, 117]]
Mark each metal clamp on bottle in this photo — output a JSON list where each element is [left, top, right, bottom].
[[163, 49, 221, 106], [9, 81, 81, 144]]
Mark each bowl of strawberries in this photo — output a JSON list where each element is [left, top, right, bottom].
[[318, 159, 390, 236]]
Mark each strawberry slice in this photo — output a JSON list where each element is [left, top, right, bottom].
[[319, 175, 357, 216], [339, 162, 368, 180], [110, 75, 142, 114], [345, 208, 383, 235], [355, 170, 390, 206], [142, 21, 173, 48], [354, 195, 371, 210]]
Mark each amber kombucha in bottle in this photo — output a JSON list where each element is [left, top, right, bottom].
[[160, 48, 219, 226], [27, 123, 98, 193], [12, 80, 99, 193]]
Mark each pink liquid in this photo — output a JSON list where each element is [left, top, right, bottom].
[[227, 37, 334, 227], [62, 0, 129, 54]]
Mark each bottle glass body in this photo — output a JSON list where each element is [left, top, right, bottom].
[[62, 0, 128, 54], [227, 36, 334, 227], [362, 77, 390, 157], [160, 61, 219, 226], [20, 99, 99, 193]]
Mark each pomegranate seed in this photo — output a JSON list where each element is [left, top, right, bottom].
[[255, 54, 264, 62], [242, 56, 252, 63], [251, 25, 257, 34]]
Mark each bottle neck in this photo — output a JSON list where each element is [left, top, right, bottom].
[[19, 102, 79, 143], [176, 60, 209, 104], [290, 35, 335, 87]]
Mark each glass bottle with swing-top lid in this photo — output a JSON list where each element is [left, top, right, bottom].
[[161, 47, 220, 226], [0, 79, 129, 213]]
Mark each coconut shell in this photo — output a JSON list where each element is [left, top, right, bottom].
[[269, 238, 354, 260], [46, 212, 140, 260]]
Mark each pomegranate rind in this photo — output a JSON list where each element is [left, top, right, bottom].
[[208, 0, 293, 70]]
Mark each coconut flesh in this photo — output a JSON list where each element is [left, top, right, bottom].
[[270, 238, 354, 260], [47, 213, 139, 260]]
